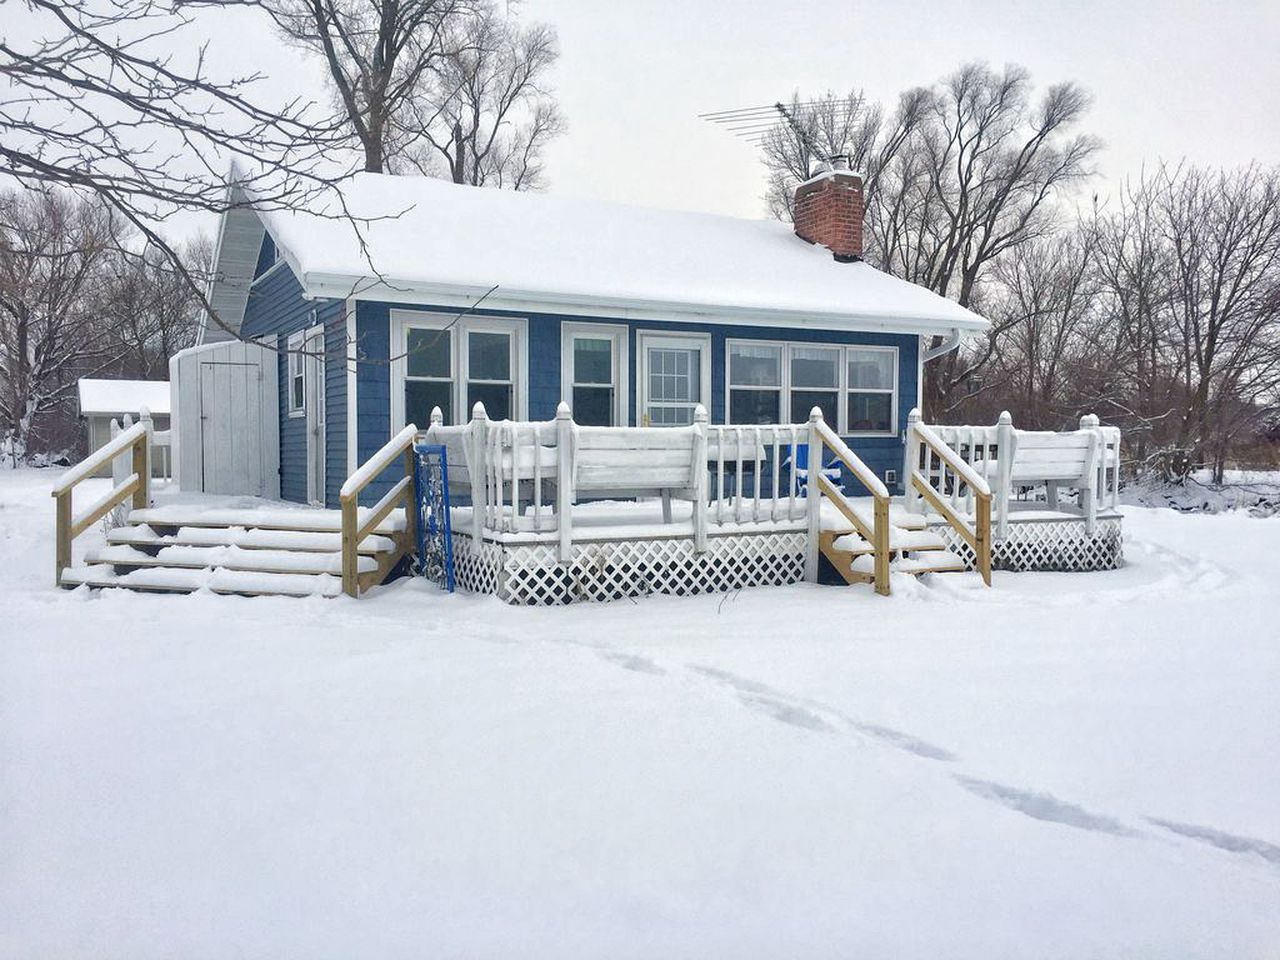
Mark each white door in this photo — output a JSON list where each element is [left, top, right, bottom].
[[304, 326, 326, 505], [638, 333, 710, 426]]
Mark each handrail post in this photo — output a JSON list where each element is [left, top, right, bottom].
[[403, 441, 419, 560], [54, 491, 71, 584], [340, 493, 359, 597], [995, 411, 1013, 540], [804, 407, 823, 583], [903, 408, 922, 515], [135, 405, 152, 509], [555, 401, 573, 563], [975, 493, 992, 586], [873, 493, 890, 596], [692, 404, 708, 553], [471, 402, 488, 544]]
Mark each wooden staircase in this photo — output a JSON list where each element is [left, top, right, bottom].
[[818, 504, 967, 585], [58, 506, 411, 598]]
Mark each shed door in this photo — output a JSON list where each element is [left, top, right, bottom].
[[199, 358, 266, 496]]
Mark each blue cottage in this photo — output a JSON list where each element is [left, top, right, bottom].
[[193, 165, 987, 507]]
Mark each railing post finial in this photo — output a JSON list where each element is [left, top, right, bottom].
[[430, 406, 444, 427], [693, 404, 708, 424], [998, 410, 1012, 425], [556, 401, 572, 420], [907, 407, 922, 425], [472, 401, 488, 422], [809, 406, 823, 424], [1079, 413, 1099, 430]]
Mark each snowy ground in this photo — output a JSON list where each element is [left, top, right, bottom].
[[2, 467, 1278, 959]]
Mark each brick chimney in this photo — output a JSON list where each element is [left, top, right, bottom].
[[792, 156, 863, 262]]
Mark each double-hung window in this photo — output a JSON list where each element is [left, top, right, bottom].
[[727, 343, 782, 424], [789, 346, 840, 424], [846, 347, 896, 433], [562, 324, 628, 426], [286, 330, 306, 417], [395, 312, 525, 427]]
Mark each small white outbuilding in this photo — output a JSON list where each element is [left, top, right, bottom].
[[76, 378, 172, 478]]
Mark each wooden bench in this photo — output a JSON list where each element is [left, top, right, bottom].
[[996, 427, 1101, 535]]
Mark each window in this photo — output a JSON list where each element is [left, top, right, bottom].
[[405, 326, 453, 425], [846, 347, 896, 433], [466, 329, 514, 421], [723, 340, 899, 433], [562, 324, 627, 426], [639, 332, 711, 426], [286, 330, 306, 417], [392, 312, 525, 428], [789, 346, 840, 424], [728, 342, 782, 424]]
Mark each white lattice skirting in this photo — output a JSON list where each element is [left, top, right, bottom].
[[931, 516, 1124, 572], [451, 530, 808, 605]]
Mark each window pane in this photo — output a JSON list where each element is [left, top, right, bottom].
[[573, 337, 613, 385], [407, 328, 451, 378], [468, 382, 512, 421], [406, 379, 451, 425], [791, 346, 839, 388], [730, 389, 780, 425], [648, 347, 700, 402], [729, 343, 781, 387], [847, 392, 893, 432], [791, 389, 838, 425], [292, 374, 305, 411], [573, 385, 614, 426], [649, 405, 694, 426], [847, 349, 895, 390], [469, 331, 511, 381]]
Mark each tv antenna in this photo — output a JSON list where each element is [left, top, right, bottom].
[[698, 100, 829, 155]]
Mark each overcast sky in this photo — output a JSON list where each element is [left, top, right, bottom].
[[191, 0, 1279, 233]]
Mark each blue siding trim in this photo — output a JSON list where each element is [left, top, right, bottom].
[[240, 264, 346, 506], [351, 300, 920, 501]]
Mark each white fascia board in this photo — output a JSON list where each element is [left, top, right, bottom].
[[302, 273, 989, 339]]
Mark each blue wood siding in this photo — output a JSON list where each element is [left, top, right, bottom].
[[239, 250, 347, 506], [352, 300, 919, 502]]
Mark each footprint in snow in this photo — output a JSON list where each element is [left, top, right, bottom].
[[955, 775, 1138, 837], [598, 652, 667, 675], [1147, 817, 1280, 869]]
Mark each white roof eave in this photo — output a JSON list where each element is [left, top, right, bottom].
[[300, 272, 989, 338]]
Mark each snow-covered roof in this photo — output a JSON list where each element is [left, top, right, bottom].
[[77, 378, 171, 417], [249, 173, 987, 337]]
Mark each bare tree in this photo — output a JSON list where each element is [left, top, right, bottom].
[[1, 0, 353, 344], [101, 235, 214, 379], [258, 0, 474, 173], [0, 190, 117, 461], [396, 2, 563, 189]]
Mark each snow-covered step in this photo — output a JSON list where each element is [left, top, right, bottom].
[[126, 505, 407, 536], [85, 544, 378, 577], [819, 499, 929, 534], [850, 549, 968, 576], [59, 563, 344, 598], [109, 524, 397, 555], [830, 527, 948, 554]]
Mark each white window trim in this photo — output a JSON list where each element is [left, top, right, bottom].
[[303, 324, 326, 505], [560, 322, 629, 426], [723, 339, 899, 436], [286, 329, 306, 418], [390, 309, 527, 429], [637, 330, 712, 427]]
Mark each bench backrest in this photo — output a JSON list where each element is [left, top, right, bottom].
[[574, 425, 699, 492], [1008, 429, 1098, 484]]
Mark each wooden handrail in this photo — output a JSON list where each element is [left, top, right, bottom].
[[806, 409, 891, 595], [906, 412, 992, 586], [52, 421, 151, 584], [339, 424, 419, 597]]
